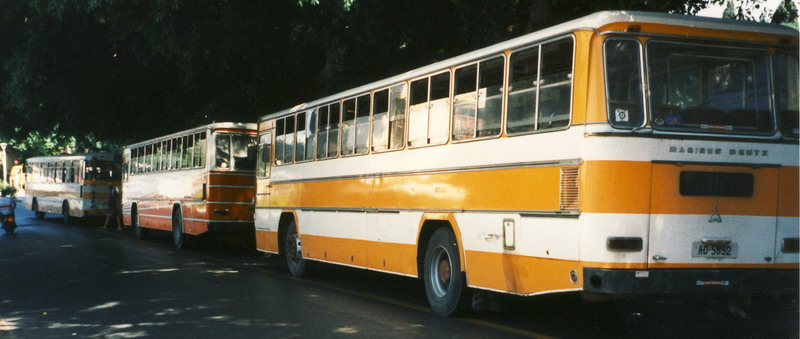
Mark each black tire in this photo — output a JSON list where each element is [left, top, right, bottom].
[[32, 200, 45, 219], [62, 201, 71, 225], [132, 206, 146, 239], [423, 228, 471, 317], [284, 220, 309, 277], [172, 207, 186, 250]]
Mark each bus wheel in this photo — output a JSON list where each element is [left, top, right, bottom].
[[62, 201, 71, 225], [32, 200, 45, 219], [423, 227, 470, 316], [285, 221, 308, 277], [172, 209, 186, 250], [132, 207, 146, 239]]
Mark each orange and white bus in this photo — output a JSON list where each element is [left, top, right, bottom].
[[254, 11, 799, 315], [25, 152, 121, 224], [122, 122, 257, 249]]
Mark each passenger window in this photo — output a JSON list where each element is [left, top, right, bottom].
[[342, 98, 357, 155], [389, 83, 407, 150], [296, 112, 308, 161], [538, 39, 573, 129], [316, 105, 330, 159], [194, 132, 206, 168], [275, 119, 285, 165], [372, 89, 390, 151], [284, 115, 295, 164], [409, 72, 450, 146], [356, 94, 370, 154], [453, 56, 504, 140], [328, 103, 340, 158], [507, 38, 573, 134]]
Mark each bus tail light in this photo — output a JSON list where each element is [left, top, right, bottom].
[[606, 237, 643, 252]]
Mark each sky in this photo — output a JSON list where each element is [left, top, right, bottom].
[[696, 0, 798, 18]]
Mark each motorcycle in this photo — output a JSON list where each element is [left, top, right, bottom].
[[0, 196, 16, 235]]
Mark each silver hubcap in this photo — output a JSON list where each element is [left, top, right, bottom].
[[429, 247, 452, 298]]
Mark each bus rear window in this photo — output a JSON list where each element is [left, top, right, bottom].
[[646, 42, 773, 135], [215, 133, 257, 171]]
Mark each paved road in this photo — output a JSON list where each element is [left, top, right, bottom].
[[1, 202, 797, 338]]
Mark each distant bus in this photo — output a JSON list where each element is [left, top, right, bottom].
[[121, 122, 258, 249], [25, 152, 121, 224], [253, 11, 799, 315]]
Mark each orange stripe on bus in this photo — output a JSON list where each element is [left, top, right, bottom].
[[465, 250, 581, 295]]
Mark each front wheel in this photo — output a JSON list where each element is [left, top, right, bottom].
[[32, 200, 45, 219], [62, 201, 71, 225], [284, 221, 309, 277], [132, 207, 146, 239], [172, 209, 186, 250], [423, 228, 471, 316]]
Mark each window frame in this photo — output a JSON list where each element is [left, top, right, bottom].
[[506, 34, 575, 137], [451, 54, 506, 144], [407, 69, 452, 149]]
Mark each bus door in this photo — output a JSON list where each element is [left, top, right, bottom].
[[648, 162, 779, 268]]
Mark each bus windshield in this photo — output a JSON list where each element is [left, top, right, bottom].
[[215, 133, 257, 171], [646, 41, 773, 135]]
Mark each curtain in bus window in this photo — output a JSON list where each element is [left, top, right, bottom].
[[428, 72, 450, 144], [342, 98, 357, 155], [605, 39, 645, 128], [538, 39, 573, 130], [477, 56, 504, 137], [194, 133, 206, 168], [389, 83, 407, 150], [233, 134, 257, 170], [647, 42, 772, 134], [409, 78, 429, 146], [317, 106, 329, 159], [216, 134, 231, 169], [453, 64, 478, 141], [257, 133, 272, 178], [305, 109, 316, 159], [296, 112, 308, 161], [777, 52, 799, 138], [507, 47, 539, 134], [356, 95, 370, 154], [372, 89, 390, 151], [327, 103, 340, 157]]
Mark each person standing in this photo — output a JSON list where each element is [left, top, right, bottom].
[[103, 183, 121, 230]]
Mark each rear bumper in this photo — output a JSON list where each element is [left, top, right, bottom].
[[583, 268, 800, 295]]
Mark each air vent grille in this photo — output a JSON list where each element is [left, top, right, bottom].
[[560, 167, 580, 210]]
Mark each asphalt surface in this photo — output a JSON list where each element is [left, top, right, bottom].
[[1, 201, 798, 338]]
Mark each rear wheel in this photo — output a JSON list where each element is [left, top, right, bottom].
[[423, 227, 471, 316], [132, 206, 146, 239], [32, 200, 45, 219], [62, 201, 71, 225], [172, 208, 186, 250], [285, 221, 309, 277]]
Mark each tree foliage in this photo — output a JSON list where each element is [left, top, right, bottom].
[[0, 0, 793, 159]]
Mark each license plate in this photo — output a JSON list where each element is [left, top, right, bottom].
[[691, 242, 738, 258]]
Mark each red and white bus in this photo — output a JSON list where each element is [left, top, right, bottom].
[[254, 11, 798, 315], [122, 122, 257, 249], [25, 152, 121, 224]]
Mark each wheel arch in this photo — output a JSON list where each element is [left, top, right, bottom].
[[416, 212, 466, 280]]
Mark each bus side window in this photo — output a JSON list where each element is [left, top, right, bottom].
[[296, 112, 308, 161], [316, 106, 329, 159], [216, 134, 231, 169], [327, 103, 340, 158], [538, 38, 573, 130], [409, 78, 429, 146], [194, 132, 206, 168], [389, 83, 407, 150], [507, 47, 539, 134], [372, 89, 390, 151]]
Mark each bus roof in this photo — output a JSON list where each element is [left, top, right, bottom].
[[124, 122, 256, 149], [27, 151, 118, 163], [258, 10, 798, 122]]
